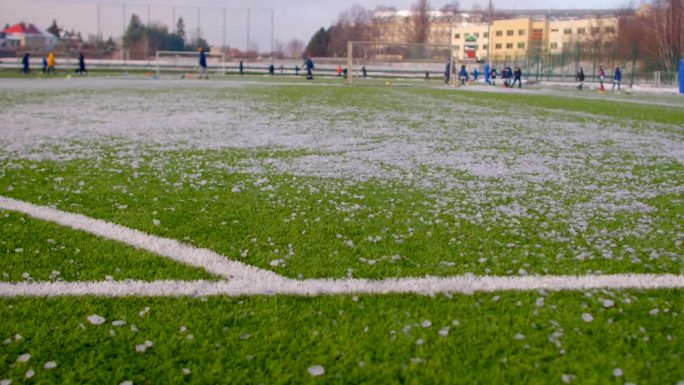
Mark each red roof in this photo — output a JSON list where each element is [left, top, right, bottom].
[[3, 23, 43, 36]]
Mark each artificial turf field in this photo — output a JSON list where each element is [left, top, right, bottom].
[[0, 74, 683, 384]]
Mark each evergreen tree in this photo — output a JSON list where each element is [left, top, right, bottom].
[[176, 17, 186, 40], [47, 19, 62, 38], [305, 27, 331, 57]]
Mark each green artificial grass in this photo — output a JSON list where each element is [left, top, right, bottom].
[[0, 78, 682, 384], [0, 291, 682, 384], [0, 210, 216, 282]]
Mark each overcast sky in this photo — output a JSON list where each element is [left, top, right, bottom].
[[1, 0, 628, 50]]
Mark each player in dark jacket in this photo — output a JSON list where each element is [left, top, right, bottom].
[[576, 67, 585, 90], [198, 48, 208, 79], [76, 52, 87, 75], [490, 68, 497, 86], [304, 58, 314, 80], [612, 67, 622, 91], [21, 53, 30, 74], [512, 67, 522, 88], [239, 60, 244, 76], [459, 65, 468, 85]]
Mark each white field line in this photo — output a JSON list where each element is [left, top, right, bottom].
[[0, 195, 285, 284], [2, 195, 684, 298], [1, 275, 684, 298]]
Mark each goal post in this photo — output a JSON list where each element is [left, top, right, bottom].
[[346, 41, 457, 86], [155, 51, 226, 77]]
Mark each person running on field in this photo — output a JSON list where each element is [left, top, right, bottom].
[[42, 57, 47, 74], [198, 48, 208, 79], [47, 51, 56, 75], [21, 53, 30, 75], [75, 52, 87, 76], [599, 66, 606, 92], [362, 66, 367, 79], [304, 57, 314, 80], [473, 68, 479, 82], [576, 67, 585, 90], [504, 65, 513, 87], [239, 60, 244, 76], [490, 67, 497, 86], [459, 65, 468, 85], [337, 65, 343, 77], [612, 67, 622, 91], [512, 66, 522, 88]]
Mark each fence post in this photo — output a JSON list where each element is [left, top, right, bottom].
[[592, 43, 597, 82], [630, 42, 637, 87], [560, 48, 565, 82]]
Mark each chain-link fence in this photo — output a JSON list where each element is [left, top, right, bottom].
[[486, 42, 680, 87]]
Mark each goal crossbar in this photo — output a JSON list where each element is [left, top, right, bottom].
[[155, 50, 226, 76]]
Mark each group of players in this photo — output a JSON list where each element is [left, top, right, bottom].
[[444, 61, 525, 88], [20, 51, 87, 76], [576, 66, 622, 92]]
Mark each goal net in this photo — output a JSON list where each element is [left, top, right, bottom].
[[346, 41, 458, 86], [155, 51, 226, 77]]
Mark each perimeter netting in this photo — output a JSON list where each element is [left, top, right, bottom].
[[346, 41, 457, 85]]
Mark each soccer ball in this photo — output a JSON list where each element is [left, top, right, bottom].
[[385, 81, 391, 86]]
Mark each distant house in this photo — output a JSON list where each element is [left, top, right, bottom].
[[2, 22, 59, 51], [0, 32, 22, 49]]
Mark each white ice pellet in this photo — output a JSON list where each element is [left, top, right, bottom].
[[87, 314, 106, 325], [307, 365, 325, 377]]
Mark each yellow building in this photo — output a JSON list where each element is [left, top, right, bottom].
[[547, 17, 618, 54], [451, 16, 618, 61], [451, 23, 490, 60]]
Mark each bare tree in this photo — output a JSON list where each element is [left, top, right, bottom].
[[614, 0, 683, 73], [410, 0, 432, 44], [328, 4, 373, 56], [440, 1, 460, 14], [285, 39, 305, 58]]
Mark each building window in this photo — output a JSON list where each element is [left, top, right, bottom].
[[550, 42, 558, 49], [454, 45, 460, 50], [604, 26, 615, 33], [507, 30, 514, 36], [483, 32, 489, 38], [551, 28, 559, 32], [517, 42, 525, 49], [455, 33, 460, 39], [506, 43, 513, 49], [495, 43, 502, 49], [518, 29, 526, 36], [591, 27, 600, 34], [483, 44, 488, 50], [577, 28, 586, 34], [496, 30, 503, 37], [564, 28, 572, 35], [474, 32, 480, 38]]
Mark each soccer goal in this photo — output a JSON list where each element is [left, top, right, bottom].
[[155, 51, 226, 77], [346, 41, 458, 86]]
